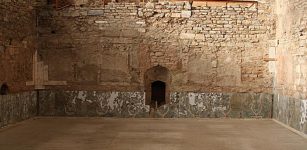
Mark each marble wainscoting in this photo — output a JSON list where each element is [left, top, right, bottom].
[[273, 94, 307, 136], [0, 92, 37, 128], [39, 90, 273, 119]]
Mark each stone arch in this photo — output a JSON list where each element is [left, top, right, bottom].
[[144, 65, 171, 107]]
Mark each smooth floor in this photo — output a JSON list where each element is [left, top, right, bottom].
[[0, 118, 306, 150]]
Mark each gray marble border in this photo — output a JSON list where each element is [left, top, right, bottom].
[[39, 90, 273, 118], [273, 94, 307, 135], [0, 92, 37, 128]]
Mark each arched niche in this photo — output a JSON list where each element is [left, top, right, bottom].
[[0, 83, 9, 95], [144, 65, 171, 107]]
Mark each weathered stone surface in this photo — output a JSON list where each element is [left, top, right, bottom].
[[0, 92, 37, 128]]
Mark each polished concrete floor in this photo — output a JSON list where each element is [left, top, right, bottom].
[[0, 118, 306, 150]]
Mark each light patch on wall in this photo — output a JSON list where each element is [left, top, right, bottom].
[[187, 55, 214, 84], [188, 93, 196, 105], [225, 56, 232, 63], [77, 91, 86, 101], [107, 92, 119, 110], [198, 102, 204, 108], [212, 106, 227, 113]]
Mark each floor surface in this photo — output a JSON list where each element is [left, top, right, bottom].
[[0, 118, 306, 150]]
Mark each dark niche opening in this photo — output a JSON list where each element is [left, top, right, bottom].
[[144, 65, 171, 107], [151, 81, 166, 107], [0, 83, 9, 95]]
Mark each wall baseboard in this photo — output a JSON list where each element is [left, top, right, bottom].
[[273, 119, 307, 139]]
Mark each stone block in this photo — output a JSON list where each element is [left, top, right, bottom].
[[155, 13, 165, 18], [181, 10, 191, 18], [227, 2, 240, 8], [155, 52, 163, 56], [175, 2, 185, 6], [184, 2, 192, 10], [207, 2, 227, 7], [95, 20, 108, 24], [269, 61, 276, 73], [269, 47, 276, 58], [144, 12, 155, 17], [103, 30, 121, 37], [171, 13, 181, 18], [121, 30, 139, 37], [180, 33, 195, 40], [136, 21, 146, 25], [145, 2, 155, 9], [195, 34, 205, 40], [138, 28, 146, 33], [74, 0, 88, 6], [192, 1, 206, 7], [211, 60, 217, 68], [224, 24, 232, 28], [193, 27, 203, 31], [88, 10, 104, 16], [137, 10, 144, 17]]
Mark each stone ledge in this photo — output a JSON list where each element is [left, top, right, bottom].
[[191, 0, 258, 8]]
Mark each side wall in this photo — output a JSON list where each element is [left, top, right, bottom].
[[0, 1, 37, 92], [0, 1, 38, 127], [273, 0, 307, 135]]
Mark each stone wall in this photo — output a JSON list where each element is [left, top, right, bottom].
[[39, 90, 273, 118], [0, 92, 37, 128], [1, 0, 289, 124], [34, 0, 277, 119], [273, 0, 307, 136], [37, 0, 275, 93], [0, 0, 37, 92]]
